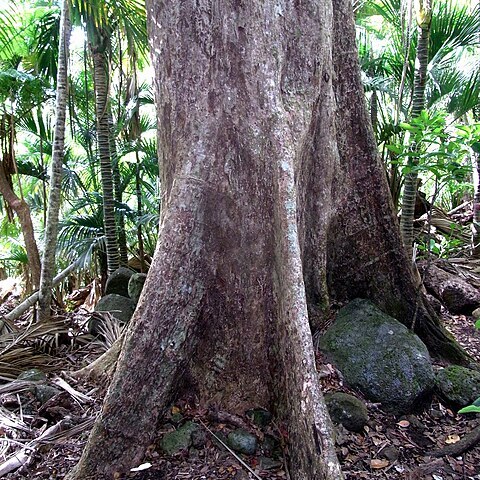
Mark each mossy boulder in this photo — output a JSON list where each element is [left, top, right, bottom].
[[90, 294, 136, 335], [159, 421, 199, 455], [128, 273, 147, 304], [319, 299, 434, 414], [105, 267, 135, 298], [324, 392, 368, 432], [435, 366, 480, 408]]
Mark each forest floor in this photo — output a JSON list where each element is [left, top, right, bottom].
[[1, 291, 480, 479]]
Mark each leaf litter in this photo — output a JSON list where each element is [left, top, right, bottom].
[[0, 299, 479, 478]]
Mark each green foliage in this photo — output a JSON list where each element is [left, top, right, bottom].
[[388, 112, 474, 185], [458, 397, 480, 414]]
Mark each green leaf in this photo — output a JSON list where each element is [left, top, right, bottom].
[[475, 318, 480, 329], [400, 122, 419, 133], [472, 142, 480, 154], [386, 145, 404, 155], [458, 405, 480, 414]]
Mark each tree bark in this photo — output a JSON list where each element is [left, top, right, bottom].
[[67, 1, 466, 479], [38, 0, 72, 322], [0, 163, 41, 290]]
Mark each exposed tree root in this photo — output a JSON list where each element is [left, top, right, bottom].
[[71, 333, 124, 382], [429, 424, 480, 458]]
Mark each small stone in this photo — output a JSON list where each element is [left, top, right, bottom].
[[436, 365, 480, 408], [325, 392, 368, 432], [246, 408, 272, 427], [473, 307, 480, 319], [17, 369, 47, 382], [380, 445, 399, 462], [260, 435, 279, 456], [258, 456, 282, 470], [191, 428, 207, 449], [159, 421, 199, 455], [91, 294, 136, 335], [429, 409, 443, 420], [227, 429, 257, 455], [34, 385, 61, 405]]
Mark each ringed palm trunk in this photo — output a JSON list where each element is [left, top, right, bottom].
[[399, 0, 432, 258], [38, 0, 72, 322], [91, 38, 120, 275], [109, 112, 129, 265]]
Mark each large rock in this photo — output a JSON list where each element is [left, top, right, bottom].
[[319, 299, 434, 414], [324, 392, 368, 432], [159, 421, 199, 455], [105, 267, 135, 298], [90, 294, 136, 335], [419, 263, 480, 314], [128, 273, 147, 304], [435, 366, 480, 408]]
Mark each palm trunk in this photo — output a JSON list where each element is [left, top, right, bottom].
[[37, 0, 72, 322], [399, 1, 432, 258], [91, 40, 120, 275], [109, 112, 128, 265]]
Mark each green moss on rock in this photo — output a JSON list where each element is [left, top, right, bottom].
[[435, 365, 480, 408], [319, 299, 434, 414], [159, 421, 199, 455], [324, 392, 368, 432]]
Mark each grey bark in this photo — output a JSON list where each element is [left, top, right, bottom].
[[37, 0, 72, 322]]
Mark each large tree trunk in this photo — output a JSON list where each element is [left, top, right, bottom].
[[67, 1, 466, 479], [37, 0, 71, 322]]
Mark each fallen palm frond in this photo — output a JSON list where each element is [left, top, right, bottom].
[[94, 312, 124, 351], [0, 417, 95, 477], [52, 376, 93, 404], [416, 206, 471, 244], [0, 319, 71, 380]]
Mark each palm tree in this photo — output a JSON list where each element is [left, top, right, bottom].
[[358, 0, 479, 218], [70, 0, 147, 275], [37, 0, 72, 322], [399, 0, 432, 257]]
